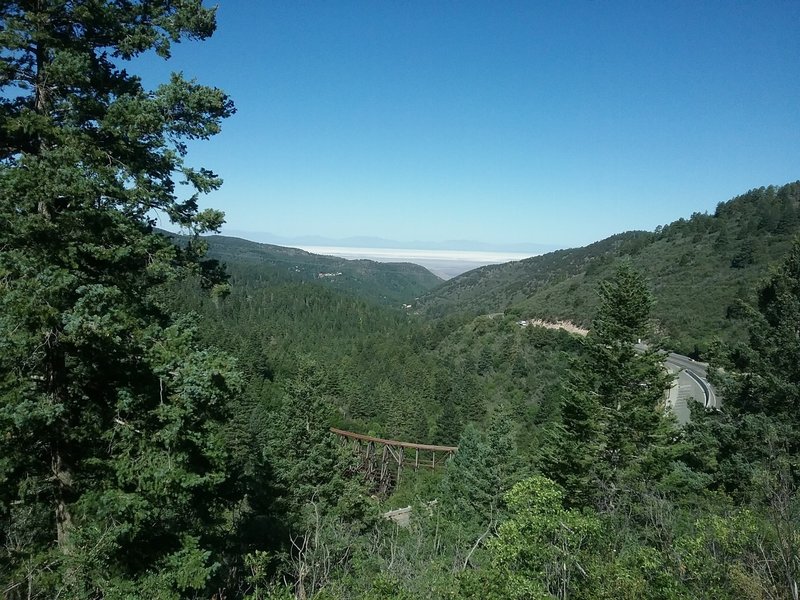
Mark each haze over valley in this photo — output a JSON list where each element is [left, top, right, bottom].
[[218, 230, 553, 278], [276, 245, 535, 279]]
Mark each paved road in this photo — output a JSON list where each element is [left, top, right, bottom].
[[636, 344, 719, 424], [665, 354, 719, 425], [665, 365, 703, 424], [664, 353, 718, 409]]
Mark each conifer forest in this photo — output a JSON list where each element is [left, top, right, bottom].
[[1, 2, 799, 599]]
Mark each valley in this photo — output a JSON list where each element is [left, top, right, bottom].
[[141, 183, 800, 598], [3, 1, 798, 596], [291, 245, 535, 279]]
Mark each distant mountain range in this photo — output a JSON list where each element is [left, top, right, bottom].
[[221, 230, 558, 255]]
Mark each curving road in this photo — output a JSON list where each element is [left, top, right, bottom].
[[664, 353, 719, 424], [635, 344, 719, 424]]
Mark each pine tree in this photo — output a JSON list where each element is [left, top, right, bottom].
[[0, 2, 241, 595], [589, 264, 673, 480], [542, 264, 673, 509], [539, 358, 603, 507], [485, 405, 525, 494], [435, 397, 464, 446], [260, 360, 374, 597], [734, 238, 800, 421], [700, 238, 800, 596], [710, 237, 800, 493], [440, 425, 496, 528], [264, 359, 349, 522]]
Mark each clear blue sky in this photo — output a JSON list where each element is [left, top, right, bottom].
[[143, 1, 799, 248]]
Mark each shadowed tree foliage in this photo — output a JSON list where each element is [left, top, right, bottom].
[[697, 238, 800, 498], [0, 1, 244, 596]]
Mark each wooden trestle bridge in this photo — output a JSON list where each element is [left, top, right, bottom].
[[330, 428, 458, 494]]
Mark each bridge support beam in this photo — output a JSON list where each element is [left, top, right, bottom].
[[330, 428, 458, 495]]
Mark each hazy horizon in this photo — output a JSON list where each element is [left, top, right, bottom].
[[221, 228, 557, 254], [208, 229, 545, 279], [296, 245, 536, 279]]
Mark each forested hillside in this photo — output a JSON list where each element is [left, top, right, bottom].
[[173, 245, 800, 600], [420, 182, 800, 355], [183, 233, 442, 307], [170, 269, 575, 447], [3, 2, 800, 599]]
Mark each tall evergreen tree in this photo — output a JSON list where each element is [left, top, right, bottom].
[[589, 264, 673, 481], [541, 264, 673, 509], [686, 239, 800, 598], [709, 237, 800, 494], [485, 405, 525, 494], [440, 425, 496, 528], [264, 359, 353, 524], [0, 2, 241, 595], [435, 397, 463, 446], [539, 357, 604, 508]]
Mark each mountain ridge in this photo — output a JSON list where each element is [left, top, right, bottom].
[[197, 234, 443, 307], [417, 182, 800, 355]]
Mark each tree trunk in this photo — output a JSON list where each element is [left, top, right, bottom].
[[47, 330, 73, 550], [54, 453, 73, 550]]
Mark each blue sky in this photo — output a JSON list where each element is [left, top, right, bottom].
[[144, 1, 799, 248]]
